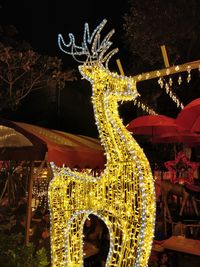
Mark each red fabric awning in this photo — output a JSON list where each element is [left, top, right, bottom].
[[0, 119, 105, 168], [0, 119, 47, 161], [13, 122, 106, 169]]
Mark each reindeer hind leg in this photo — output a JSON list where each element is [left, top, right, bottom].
[[65, 212, 89, 267], [100, 211, 138, 267]]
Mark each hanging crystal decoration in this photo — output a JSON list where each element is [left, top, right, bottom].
[[133, 98, 157, 115], [187, 69, 191, 83], [158, 77, 164, 88], [165, 83, 170, 94], [178, 75, 182, 85], [169, 77, 173, 86]]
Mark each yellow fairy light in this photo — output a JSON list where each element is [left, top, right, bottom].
[[48, 19, 155, 267]]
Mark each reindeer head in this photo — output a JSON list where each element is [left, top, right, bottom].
[[58, 19, 137, 101]]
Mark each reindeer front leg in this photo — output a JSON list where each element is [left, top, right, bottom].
[[65, 213, 89, 267], [49, 177, 69, 266], [49, 176, 77, 267], [50, 209, 68, 266]]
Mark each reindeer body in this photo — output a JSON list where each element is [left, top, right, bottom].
[[49, 20, 155, 267]]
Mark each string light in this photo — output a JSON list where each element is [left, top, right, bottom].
[[132, 60, 200, 111], [158, 77, 184, 109], [133, 98, 158, 115], [32, 167, 50, 211], [49, 20, 155, 267]]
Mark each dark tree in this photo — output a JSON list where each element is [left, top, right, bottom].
[[123, 0, 200, 72], [0, 43, 75, 113], [122, 0, 200, 116]]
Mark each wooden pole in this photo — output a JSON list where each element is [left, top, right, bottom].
[[160, 45, 170, 68], [131, 59, 200, 82], [25, 161, 34, 244], [116, 59, 125, 76], [117, 56, 200, 83]]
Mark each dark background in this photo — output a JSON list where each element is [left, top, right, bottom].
[[0, 0, 133, 137], [1, 0, 128, 64], [0, 0, 199, 140]]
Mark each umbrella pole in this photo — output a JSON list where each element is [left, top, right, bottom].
[[25, 161, 34, 244], [174, 144, 177, 159]]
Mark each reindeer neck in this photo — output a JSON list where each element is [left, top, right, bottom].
[[92, 91, 134, 163], [79, 64, 138, 164]]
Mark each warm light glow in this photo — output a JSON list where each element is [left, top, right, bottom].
[[49, 20, 155, 267]]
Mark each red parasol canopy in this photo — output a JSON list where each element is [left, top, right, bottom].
[[14, 122, 105, 169], [150, 131, 200, 147], [126, 115, 183, 138], [0, 119, 47, 161], [0, 119, 105, 168], [176, 98, 200, 133]]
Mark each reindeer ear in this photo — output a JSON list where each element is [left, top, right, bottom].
[[78, 65, 95, 81]]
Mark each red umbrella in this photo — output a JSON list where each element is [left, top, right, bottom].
[[126, 115, 182, 138], [176, 98, 200, 133], [151, 131, 200, 147]]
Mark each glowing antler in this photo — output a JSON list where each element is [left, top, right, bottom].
[[58, 19, 118, 67]]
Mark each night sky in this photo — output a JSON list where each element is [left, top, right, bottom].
[[1, 0, 128, 64], [1, 1, 199, 139], [0, 0, 131, 137]]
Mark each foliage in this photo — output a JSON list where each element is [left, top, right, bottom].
[[123, 0, 200, 72], [0, 229, 49, 267], [0, 43, 75, 112]]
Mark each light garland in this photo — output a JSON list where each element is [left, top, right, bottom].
[[158, 77, 184, 109], [32, 167, 50, 210], [133, 61, 200, 82], [133, 61, 200, 111], [133, 98, 158, 115], [48, 20, 155, 267]]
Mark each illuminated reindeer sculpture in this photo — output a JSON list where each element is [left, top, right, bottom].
[[48, 19, 155, 267]]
